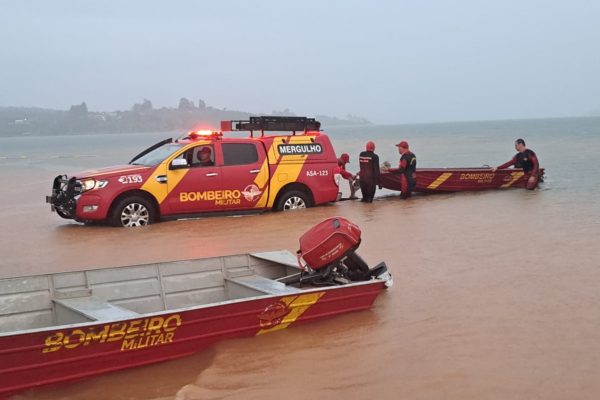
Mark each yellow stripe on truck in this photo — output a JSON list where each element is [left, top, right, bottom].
[[252, 140, 278, 208], [427, 172, 453, 189], [267, 139, 281, 164], [140, 142, 210, 204], [260, 136, 312, 208], [141, 165, 190, 204], [253, 160, 270, 190], [256, 292, 326, 335]]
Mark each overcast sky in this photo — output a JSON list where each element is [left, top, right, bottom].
[[1, 0, 599, 124]]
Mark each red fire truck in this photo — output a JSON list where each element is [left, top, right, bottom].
[[46, 117, 341, 227]]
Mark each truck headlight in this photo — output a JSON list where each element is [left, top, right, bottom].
[[78, 179, 108, 192]]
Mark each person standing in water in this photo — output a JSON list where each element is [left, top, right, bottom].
[[358, 141, 380, 203], [492, 138, 540, 190], [335, 153, 358, 199], [387, 141, 417, 199]]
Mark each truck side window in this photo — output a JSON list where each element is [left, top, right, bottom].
[[177, 146, 215, 167], [193, 146, 215, 167], [222, 143, 259, 166]]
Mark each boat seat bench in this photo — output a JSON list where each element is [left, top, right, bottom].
[[53, 296, 139, 321], [226, 275, 300, 295]]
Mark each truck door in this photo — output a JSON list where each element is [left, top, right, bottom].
[[165, 144, 223, 214], [219, 142, 269, 210]]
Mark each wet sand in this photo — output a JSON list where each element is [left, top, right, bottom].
[[3, 167, 600, 399]]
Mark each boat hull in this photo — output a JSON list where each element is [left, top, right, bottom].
[[379, 168, 544, 193], [0, 281, 384, 397]]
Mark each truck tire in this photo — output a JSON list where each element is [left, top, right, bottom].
[[110, 196, 155, 227], [276, 190, 310, 211], [55, 208, 72, 219]]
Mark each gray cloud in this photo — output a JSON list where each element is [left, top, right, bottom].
[[1, 0, 599, 123]]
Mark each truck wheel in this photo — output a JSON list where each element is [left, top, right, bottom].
[[110, 196, 155, 227], [277, 190, 310, 211], [55, 208, 72, 219]]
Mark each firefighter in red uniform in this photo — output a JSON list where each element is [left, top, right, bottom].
[[358, 141, 380, 203], [492, 138, 539, 189], [388, 141, 416, 199], [335, 153, 357, 199]]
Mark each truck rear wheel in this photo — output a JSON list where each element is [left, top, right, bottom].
[[110, 196, 155, 227], [276, 190, 310, 211]]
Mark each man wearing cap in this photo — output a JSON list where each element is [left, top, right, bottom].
[[358, 141, 380, 203], [388, 141, 417, 199], [335, 153, 357, 199], [197, 146, 214, 167]]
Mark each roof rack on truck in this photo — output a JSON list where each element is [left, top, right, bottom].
[[221, 116, 321, 136]]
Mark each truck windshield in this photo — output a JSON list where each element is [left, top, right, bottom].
[[130, 143, 185, 166]]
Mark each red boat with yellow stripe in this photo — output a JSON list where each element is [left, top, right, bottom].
[[379, 167, 545, 193], [0, 218, 392, 397]]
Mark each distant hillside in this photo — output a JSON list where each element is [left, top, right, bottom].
[[0, 99, 371, 137]]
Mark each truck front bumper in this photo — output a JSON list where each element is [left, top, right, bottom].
[[46, 175, 80, 220]]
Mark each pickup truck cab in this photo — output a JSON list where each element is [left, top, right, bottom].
[[46, 116, 341, 227]]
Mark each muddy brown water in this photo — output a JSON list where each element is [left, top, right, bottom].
[[2, 168, 600, 400], [2, 119, 600, 399]]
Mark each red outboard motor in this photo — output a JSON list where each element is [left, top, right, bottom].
[[297, 217, 390, 285]]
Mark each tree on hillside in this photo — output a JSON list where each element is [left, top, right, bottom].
[[178, 98, 195, 110], [132, 99, 153, 113], [69, 102, 88, 117]]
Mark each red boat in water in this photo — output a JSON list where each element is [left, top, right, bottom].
[[0, 218, 391, 398], [379, 167, 544, 193]]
